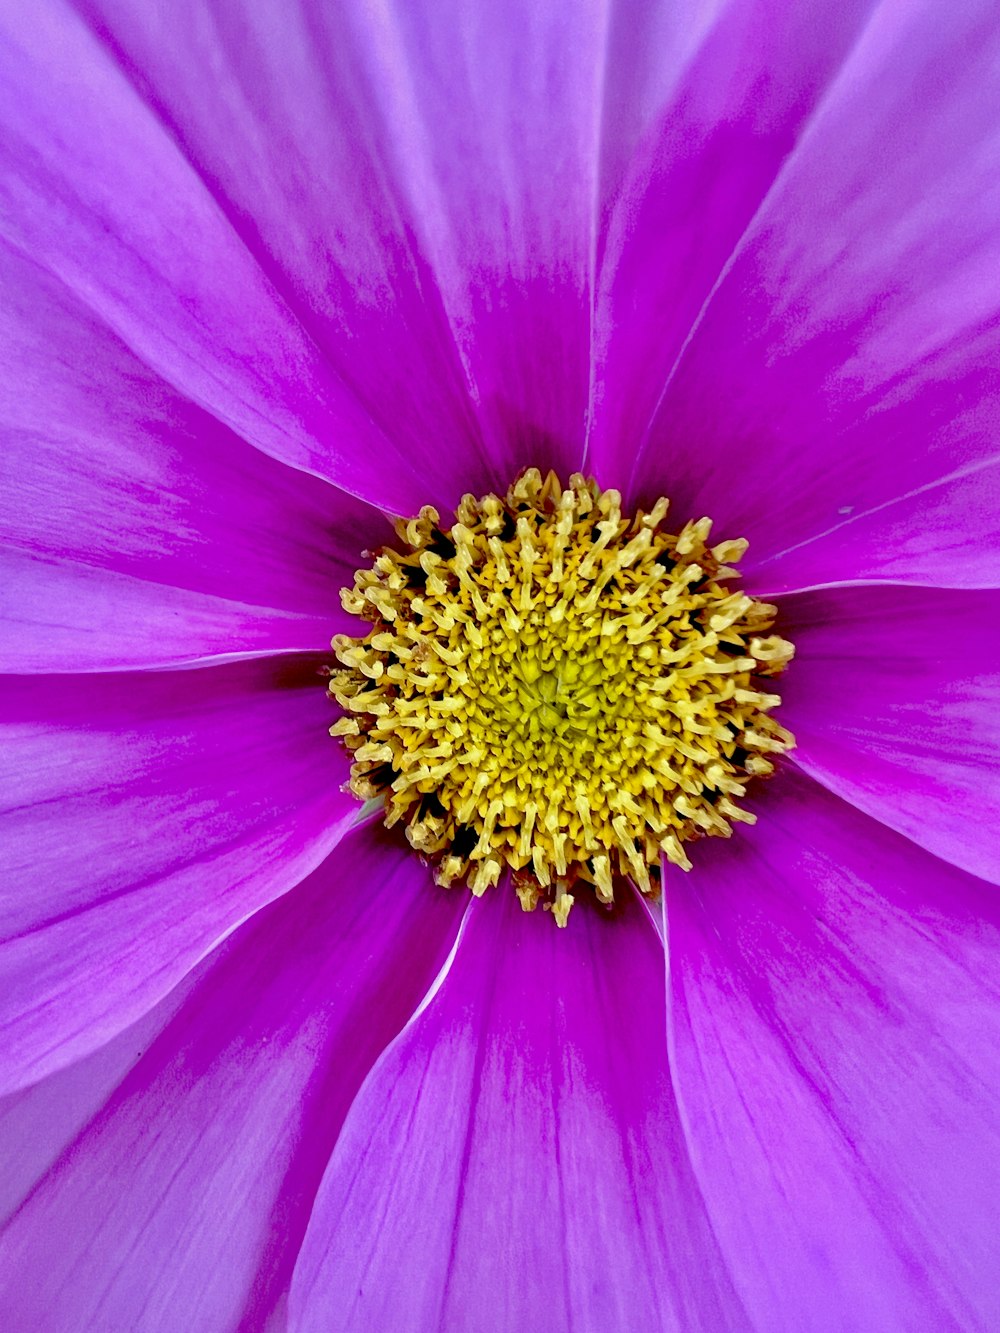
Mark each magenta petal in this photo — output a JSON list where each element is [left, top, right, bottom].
[[0, 971, 197, 1227], [289, 889, 745, 1332], [589, 0, 879, 482], [0, 658, 356, 1094], [628, 0, 1000, 589], [0, 2, 436, 512], [0, 825, 463, 1332], [0, 241, 386, 672], [668, 772, 1000, 1329], [0, 0, 629, 506], [779, 585, 1000, 883], [70, 0, 622, 491]]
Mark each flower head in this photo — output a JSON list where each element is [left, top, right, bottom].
[[1, 2, 999, 1331], [332, 468, 794, 915]]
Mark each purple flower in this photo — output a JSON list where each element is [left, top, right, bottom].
[[2, 1, 999, 1329]]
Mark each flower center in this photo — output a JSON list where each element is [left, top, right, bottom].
[[329, 470, 794, 925]]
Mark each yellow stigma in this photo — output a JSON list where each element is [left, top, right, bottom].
[[329, 470, 794, 925]]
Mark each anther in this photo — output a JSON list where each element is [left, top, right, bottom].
[[329, 471, 794, 924]]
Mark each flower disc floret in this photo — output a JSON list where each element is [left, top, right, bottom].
[[329, 470, 794, 924]]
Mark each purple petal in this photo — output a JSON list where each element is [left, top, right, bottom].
[[668, 771, 1000, 1330], [0, 824, 463, 1332], [1, 1, 628, 506], [0, 657, 356, 1094], [589, 0, 880, 481], [289, 889, 745, 1332], [0, 2, 432, 512], [779, 585, 1000, 884], [0, 971, 197, 1226], [625, 0, 1000, 590], [0, 241, 385, 672]]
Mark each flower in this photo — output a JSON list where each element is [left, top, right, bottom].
[[1, 1, 999, 1330]]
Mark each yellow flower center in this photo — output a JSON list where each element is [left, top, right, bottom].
[[329, 469, 794, 925]]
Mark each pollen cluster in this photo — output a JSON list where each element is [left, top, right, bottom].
[[329, 470, 794, 925]]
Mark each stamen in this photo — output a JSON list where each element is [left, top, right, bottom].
[[329, 470, 795, 925]]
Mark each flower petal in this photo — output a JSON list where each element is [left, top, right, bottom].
[[0, 1, 431, 512], [0, 824, 463, 1332], [1, 0, 627, 505], [0, 971, 197, 1227], [0, 241, 385, 672], [628, 0, 1000, 589], [289, 889, 746, 1332], [668, 771, 1000, 1330], [0, 657, 355, 1094], [779, 585, 1000, 884], [589, 0, 880, 480]]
